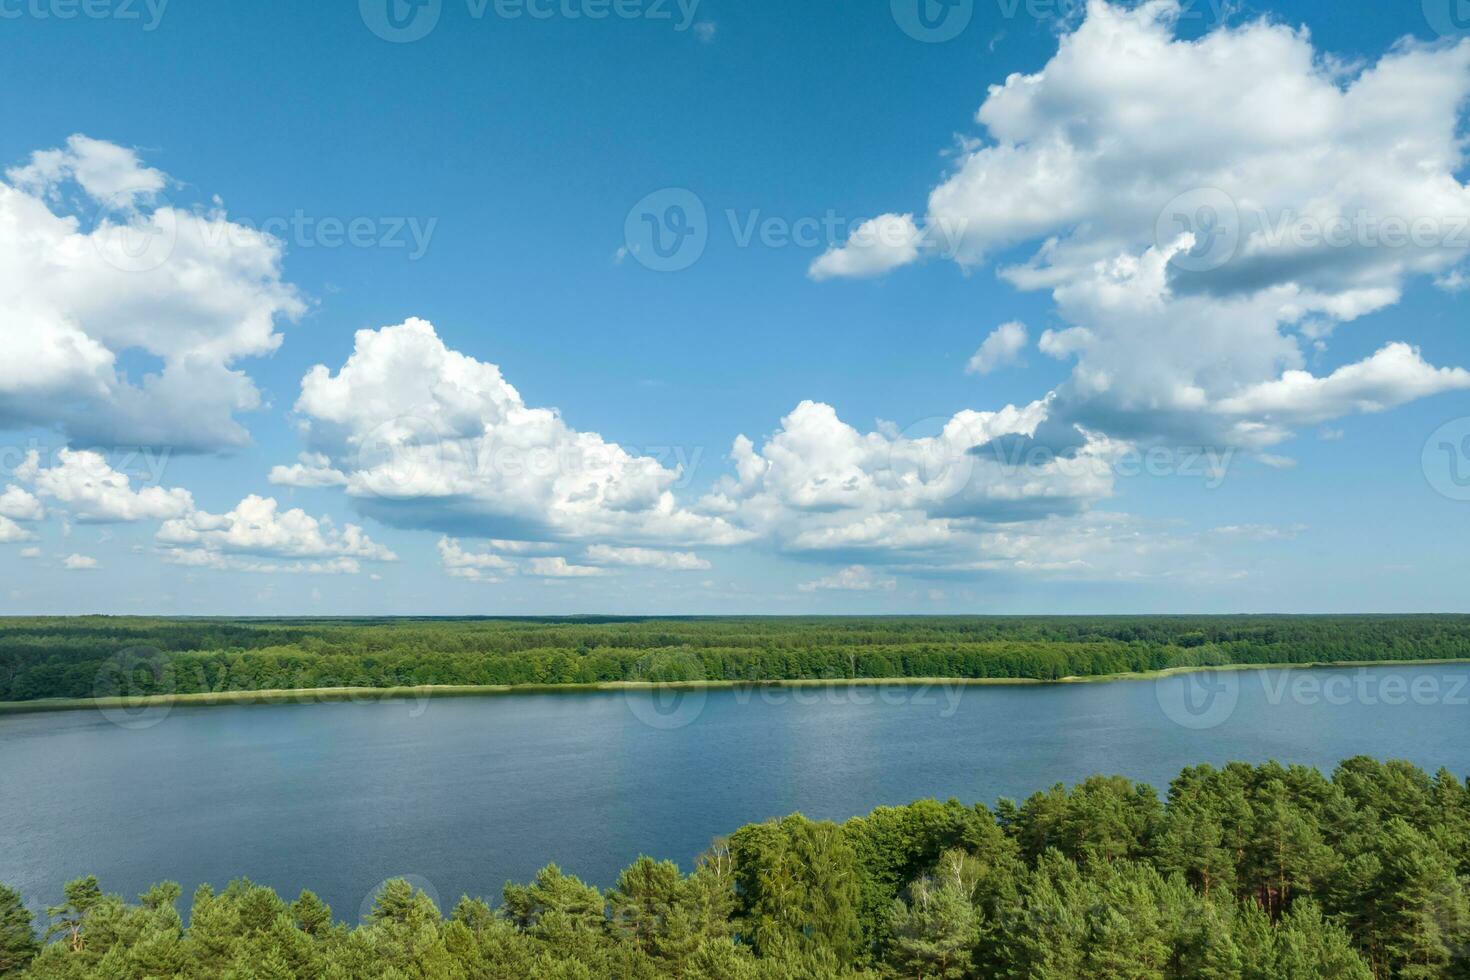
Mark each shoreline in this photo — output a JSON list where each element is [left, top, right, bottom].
[[4, 657, 1470, 716]]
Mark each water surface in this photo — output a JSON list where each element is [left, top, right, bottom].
[[4, 664, 1468, 918]]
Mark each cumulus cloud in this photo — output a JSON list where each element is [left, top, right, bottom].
[[526, 556, 605, 578], [811, 0, 1470, 456], [437, 536, 515, 581], [287, 318, 751, 548], [0, 485, 43, 522], [966, 321, 1029, 375], [700, 398, 1122, 567], [798, 565, 897, 592], [1, 135, 303, 450], [17, 449, 193, 523], [157, 548, 365, 575], [808, 213, 924, 281], [1213, 342, 1470, 429], [584, 544, 711, 570], [156, 494, 396, 567], [62, 553, 98, 570], [268, 453, 349, 489], [0, 517, 33, 543]]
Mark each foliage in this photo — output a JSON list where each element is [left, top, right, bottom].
[[5, 614, 1470, 702], [9, 756, 1470, 976]]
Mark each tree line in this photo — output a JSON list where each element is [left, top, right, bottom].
[[4, 756, 1470, 977], [4, 615, 1470, 702]]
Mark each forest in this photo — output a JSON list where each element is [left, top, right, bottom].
[[4, 614, 1470, 704], [2, 756, 1468, 977]]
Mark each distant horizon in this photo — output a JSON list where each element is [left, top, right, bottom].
[[6, 611, 1470, 620]]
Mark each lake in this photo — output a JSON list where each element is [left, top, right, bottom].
[[4, 663, 1469, 919]]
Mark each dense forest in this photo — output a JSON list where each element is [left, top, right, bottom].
[[3, 756, 1469, 977], [4, 615, 1470, 704]]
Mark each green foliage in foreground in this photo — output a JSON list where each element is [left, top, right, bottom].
[[5, 614, 1470, 702], [7, 757, 1470, 977]]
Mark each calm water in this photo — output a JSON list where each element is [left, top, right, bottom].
[[4, 664, 1469, 918]]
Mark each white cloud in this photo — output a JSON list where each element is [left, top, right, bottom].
[[268, 453, 349, 489], [527, 556, 606, 578], [19, 546, 41, 558], [584, 544, 711, 570], [1038, 326, 1091, 360], [811, 1, 1470, 455], [156, 494, 396, 567], [62, 553, 98, 570], [0, 485, 43, 522], [1210, 523, 1306, 542], [18, 449, 193, 523], [0, 517, 33, 543], [1, 136, 303, 449], [437, 536, 515, 581], [701, 398, 1121, 565], [1214, 342, 1470, 428], [808, 213, 924, 281], [8, 134, 165, 206], [798, 565, 897, 592], [966, 321, 1029, 375], [158, 548, 363, 575], [289, 318, 751, 548]]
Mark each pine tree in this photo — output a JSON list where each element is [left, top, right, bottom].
[[0, 885, 37, 977]]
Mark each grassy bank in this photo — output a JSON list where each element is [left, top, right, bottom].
[[5, 657, 1469, 716]]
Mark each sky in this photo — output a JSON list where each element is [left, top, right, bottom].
[[2, 0, 1470, 615]]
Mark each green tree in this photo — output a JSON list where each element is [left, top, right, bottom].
[[0, 885, 37, 976]]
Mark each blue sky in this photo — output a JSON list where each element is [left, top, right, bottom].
[[2, 0, 1469, 614]]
